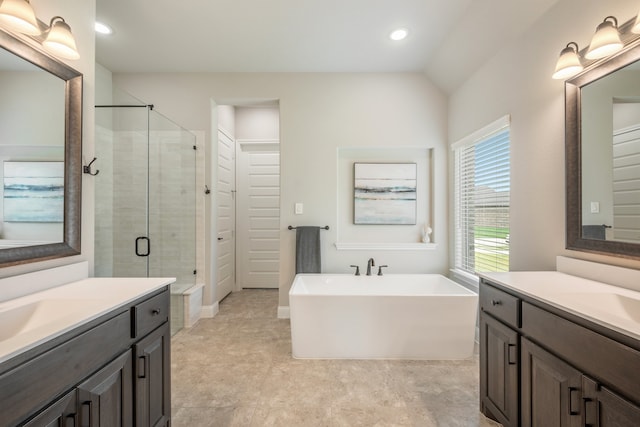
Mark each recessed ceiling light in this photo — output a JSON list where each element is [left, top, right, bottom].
[[390, 28, 408, 41], [95, 21, 113, 35]]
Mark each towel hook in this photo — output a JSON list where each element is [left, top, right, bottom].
[[83, 157, 99, 176]]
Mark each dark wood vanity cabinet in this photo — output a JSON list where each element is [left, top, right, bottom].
[[22, 390, 78, 427], [479, 284, 520, 427], [480, 313, 519, 427], [0, 287, 170, 427], [581, 376, 640, 426], [520, 338, 582, 427], [134, 323, 171, 427], [480, 279, 640, 427], [77, 350, 134, 427]]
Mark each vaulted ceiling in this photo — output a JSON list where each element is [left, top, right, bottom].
[[95, 0, 559, 93]]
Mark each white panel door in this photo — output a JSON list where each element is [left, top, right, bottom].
[[216, 129, 235, 300], [236, 141, 280, 288], [613, 126, 640, 242]]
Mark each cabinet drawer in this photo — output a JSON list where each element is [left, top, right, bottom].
[[133, 290, 169, 339], [480, 281, 520, 328]]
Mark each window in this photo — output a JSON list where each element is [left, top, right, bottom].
[[453, 116, 510, 274]]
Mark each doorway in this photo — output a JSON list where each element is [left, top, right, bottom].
[[236, 140, 280, 288], [216, 103, 281, 298]]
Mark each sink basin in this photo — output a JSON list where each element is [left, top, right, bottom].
[[0, 299, 101, 341], [553, 292, 640, 323]]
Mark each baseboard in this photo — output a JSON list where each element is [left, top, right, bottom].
[[277, 305, 290, 319], [201, 302, 219, 319]]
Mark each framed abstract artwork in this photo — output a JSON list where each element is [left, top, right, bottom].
[[3, 161, 64, 222], [354, 162, 417, 225]]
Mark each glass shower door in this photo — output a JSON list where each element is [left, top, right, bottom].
[[147, 109, 196, 286], [95, 97, 197, 334]]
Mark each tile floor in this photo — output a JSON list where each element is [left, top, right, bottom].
[[170, 289, 502, 427]]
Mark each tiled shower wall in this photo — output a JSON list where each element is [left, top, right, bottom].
[[94, 124, 114, 278]]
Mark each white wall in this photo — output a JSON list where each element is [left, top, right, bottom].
[[0, 71, 64, 147], [112, 72, 448, 307], [235, 106, 280, 140], [217, 105, 235, 136], [448, 0, 640, 271], [0, 71, 65, 241], [95, 63, 113, 105], [0, 0, 96, 282]]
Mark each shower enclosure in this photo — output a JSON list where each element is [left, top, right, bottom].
[[95, 90, 197, 335]]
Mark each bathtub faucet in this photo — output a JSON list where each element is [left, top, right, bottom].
[[366, 258, 375, 276]]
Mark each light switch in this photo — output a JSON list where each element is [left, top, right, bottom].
[[590, 202, 600, 214], [295, 203, 303, 215]]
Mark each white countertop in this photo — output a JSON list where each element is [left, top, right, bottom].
[[480, 271, 640, 342], [0, 277, 175, 364]]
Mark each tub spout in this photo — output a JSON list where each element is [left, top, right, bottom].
[[366, 258, 375, 276]]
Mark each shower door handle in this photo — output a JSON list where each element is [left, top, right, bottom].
[[135, 236, 150, 257]]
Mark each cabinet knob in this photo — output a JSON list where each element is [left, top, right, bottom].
[[491, 300, 502, 306], [151, 308, 161, 316]]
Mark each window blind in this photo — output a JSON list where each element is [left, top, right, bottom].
[[454, 123, 510, 274]]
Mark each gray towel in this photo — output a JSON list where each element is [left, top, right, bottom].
[[295, 226, 321, 273], [582, 225, 605, 240]]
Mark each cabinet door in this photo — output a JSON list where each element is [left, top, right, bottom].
[[77, 350, 133, 427], [521, 338, 582, 427], [583, 376, 640, 427], [22, 390, 77, 427], [134, 323, 171, 427], [480, 313, 519, 427]]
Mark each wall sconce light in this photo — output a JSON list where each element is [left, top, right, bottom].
[[552, 42, 583, 80], [0, 0, 41, 36], [552, 14, 631, 80], [42, 16, 79, 60], [0, 0, 39, 35], [585, 16, 623, 60], [0, 0, 79, 59]]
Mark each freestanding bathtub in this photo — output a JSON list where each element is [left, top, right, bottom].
[[289, 274, 478, 359]]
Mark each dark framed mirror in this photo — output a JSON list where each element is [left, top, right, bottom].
[[0, 27, 82, 267], [566, 22, 640, 260]]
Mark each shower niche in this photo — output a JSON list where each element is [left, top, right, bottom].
[[95, 90, 199, 335]]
